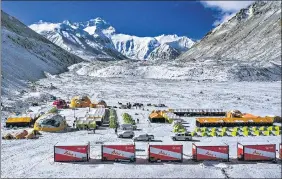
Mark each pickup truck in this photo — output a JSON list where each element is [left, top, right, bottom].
[[133, 134, 154, 141]]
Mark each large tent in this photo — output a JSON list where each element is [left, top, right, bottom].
[[149, 110, 166, 123], [70, 96, 92, 108], [34, 113, 67, 132]]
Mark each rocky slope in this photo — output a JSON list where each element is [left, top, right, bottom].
[[1, 11, 83, 95], [176, 1, 281, 81]]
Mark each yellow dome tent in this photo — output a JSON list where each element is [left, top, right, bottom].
[[34, 113, 67, 132], [70, 96, 92, 108]]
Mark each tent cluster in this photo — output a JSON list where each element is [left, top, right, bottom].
[[2, 129, 42, 140], [191, 126, 281, 137], [69, 96, 107, 108], [76, 108, 107, 130]]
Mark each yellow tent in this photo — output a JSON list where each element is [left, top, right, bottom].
[[34, 113, 67, 132], [70, 96, 92, 108], [149, 110, 166, 123]]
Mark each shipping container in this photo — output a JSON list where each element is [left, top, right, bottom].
[[192, 143, 229, 161], [237, 142, 276, 161], [279, 143, 282, 160], [148, 145, 183, 162], [54, 142, 90, 162], [101, 144, 135, 162]]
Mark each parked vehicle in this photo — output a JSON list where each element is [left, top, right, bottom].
[[118, 131, 135, 138], [171, 132, 192, 141], [133, 134, 154, 141], [120, 124, 137, 130]]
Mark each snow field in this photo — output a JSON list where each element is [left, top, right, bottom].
[[1, 70, 281, 178]]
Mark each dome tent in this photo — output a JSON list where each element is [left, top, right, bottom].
[[70, 95, 92, 108], [97, 100, 107, 107], [34, 113, 67, 132]]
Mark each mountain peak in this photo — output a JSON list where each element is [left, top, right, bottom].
[[85, 17, 109, 27], [62, 20, 72, 26], [89, 17, 104, 22]]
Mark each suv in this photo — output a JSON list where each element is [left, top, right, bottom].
[[118, 131, 135, 138], [133, 134, 154, 141], [121, 124, 137, 130], [171, 132, 192, 141]]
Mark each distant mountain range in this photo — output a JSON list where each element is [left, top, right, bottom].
[[1, 1, 281, 97], [29, 18, 195, 61], [69, 1, 281, 82]]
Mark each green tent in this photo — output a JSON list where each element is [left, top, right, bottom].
[[243, 130, 250, 137], [201, 132, 207, 137], [263, 131, 270, 136], [210, 131, 217, 137], [274, 126, 281, 131], [231, 131, 238, 137], [219, 131, 227, 137], [259, 126, 265, 131], [201, 127, 207, 132], [191, 131, 196, 137], [211, 128, 217, 132], [273, 130, 281, 136], [253, 130, 261, 136]]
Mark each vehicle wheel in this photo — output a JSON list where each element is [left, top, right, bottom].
[[148, 138, 151, 141], [130, 135, 133, 138], [172, 137, 176, 141]]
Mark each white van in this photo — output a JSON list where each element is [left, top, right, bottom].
[[120, 124, 137, 130]]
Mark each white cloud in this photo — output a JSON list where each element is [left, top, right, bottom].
[[212, 12, 236, 26], [29, 22, 60, 33], [200, 1, 254, 26], [201, 1, 254, 12]]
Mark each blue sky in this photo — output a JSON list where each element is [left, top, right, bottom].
[[1, 1, 253, 40]]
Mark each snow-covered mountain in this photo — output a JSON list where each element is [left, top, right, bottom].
[[110, 34, 194, 60], [1, 10, 83, 95], [30, 19, 194, 61], [29, 19, 126, 61], [69, 1, 281, 82], [176, 1, 281, 81]]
